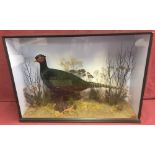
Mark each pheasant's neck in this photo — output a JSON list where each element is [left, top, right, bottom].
[[40, 61, 48, 72]]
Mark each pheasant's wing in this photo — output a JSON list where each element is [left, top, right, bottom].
[[49, 79, 73, 87], [42, 69, 89, 90]]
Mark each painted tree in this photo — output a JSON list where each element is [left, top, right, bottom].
[[60, 57, 94, 80], [60, 57, 83, 72]]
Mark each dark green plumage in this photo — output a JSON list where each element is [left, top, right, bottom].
[[41, 68, 88, 90]]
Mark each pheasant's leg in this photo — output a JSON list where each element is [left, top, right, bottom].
[[63, 96, 68, 109], [60, 96, 65, 112], [55, 96, 65, 112]]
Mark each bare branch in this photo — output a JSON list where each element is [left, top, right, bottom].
[[103, 41, 135, 104]]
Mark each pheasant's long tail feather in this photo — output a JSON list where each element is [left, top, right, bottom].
[[88, 82, 118, 89]]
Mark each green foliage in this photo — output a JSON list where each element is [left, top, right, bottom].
[[104, 89, 128, 105], [24, 86, 41, 106], [67, 97, 74, 106], [89, 88, 102, 102], [24, 86, 51, 106]]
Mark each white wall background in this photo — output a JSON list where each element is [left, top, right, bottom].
[[129, 35, 150, 114], [6, 40, 27, 115]]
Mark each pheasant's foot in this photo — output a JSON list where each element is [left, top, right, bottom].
[[55, 96, 68, 112]]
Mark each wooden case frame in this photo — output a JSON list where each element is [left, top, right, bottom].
[[2, 32, 153, 123]]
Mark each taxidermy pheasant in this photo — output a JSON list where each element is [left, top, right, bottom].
[[35, 54, 117, 111]]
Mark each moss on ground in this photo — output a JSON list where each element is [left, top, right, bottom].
[[23, 100, 137, 119]]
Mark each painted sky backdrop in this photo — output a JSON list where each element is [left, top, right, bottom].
[[6, 35, 144, 74]]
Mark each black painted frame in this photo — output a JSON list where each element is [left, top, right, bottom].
[[2, 32, 153, 123]]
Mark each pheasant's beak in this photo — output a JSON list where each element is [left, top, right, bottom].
[[34, 60, 37, 62]]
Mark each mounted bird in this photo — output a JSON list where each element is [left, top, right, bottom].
[[35, 54, 118, 112]]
